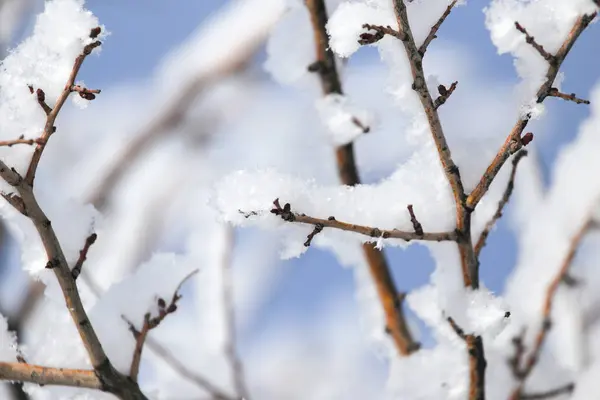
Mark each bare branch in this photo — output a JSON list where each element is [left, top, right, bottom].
[[306, 0, 420, 356], [0, 362, 102, 390], [126, 269, 199, 382], [520, 383, 574, 399], [268, 199, 457, 242], [0, 136, 44, 147], [71, 233, 98, 280], [467, 13, 597, 210], [447, 316, 466, 340], [25, 34, 102, 186], [406, 204, 423, 236], [509, 215, 594, 398], [359, 24, 406, 44], [221, 227, 251, 400], [514, 22, 555, 63], [547, 88, 590, 104], [474, 150, 527, 257], [418, 0, 458, 55], [433, 81, 458, 110]]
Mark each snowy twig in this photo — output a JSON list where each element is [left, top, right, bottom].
[[0, 30, 148, 399], [520, 383, 574, 399], [433, 81, 458, 110], [509, 216, 594, 399], [71, 232, 97, 280], [514, 22, 555, 63], [406, 204, 423, 236], [125, 269, 198, 382], [547, 88, 590, 104], [418, 0, 458, 55], [221, 227, 252, 400], [25, 30, 102, 186], [306, 0, 420, 356], [392, 1, 486, 397], [359, 24, 406, 44], [0, 362, 102, 389], [447, 316, 466, 340], [467, 12, 597, 210], [474, 150, 528, 257], [71, 84, 101, 101], [392, 0, 477, 289], [269, 199, 457, 242]]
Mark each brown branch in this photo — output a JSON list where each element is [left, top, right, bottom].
[[418, 0, 458, 55], [474, 150, 527, 257], [25, 33, 102, 186], [71, 233, 97, 280], [406, 204, 423, 236], [433, 81, 458, 110], [392, 1, 486, 398], [514, 22, 555, 63], [467, 13, 597, 210], [447, 316, 466, 340], [126, 269, 198, 383], [71, 85, 101, 101], [0, 136, 44, 147], [359, 24, 407, 44], [547, 88, 590, 104], [520, 383, 574, 399], [269, 198, 457, 242], [306, 0, 420, 356], [0, 362, 102, 390], [509, 216, 593, 399], [392, 0, 477, 289], [221, 227, 251, 400]]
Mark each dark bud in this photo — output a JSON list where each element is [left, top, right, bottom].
[[167, 304, 178, 314], [521, 132, 534, 146], [90, 27, 102, 39], [438, 84, 447, 96], [157, 298, 166, 309]]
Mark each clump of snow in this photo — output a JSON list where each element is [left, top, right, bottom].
[[327, 2, 394, 58], [484, 0, 597, 101], [315, 94, 372, 145]]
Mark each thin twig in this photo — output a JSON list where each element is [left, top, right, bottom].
[[433, 81, 458, 110], [520, 383, 574, 399], [268, 198, 457, 242], [406, 204, 423, 236], [418, 0, 458, 55], [392, 0, 477, 289], [71, 233, 97, 280], [0, 362, 102, 389], [126, 269, 199, 383], [547, 88, 590, 104], [467, 13, 597, 210], [221, 227, 251, 400], [25, 37, 102, 186], [0, 136, 43, 147], [359, 24, 406, 44], [514, 22, 555, 63], [306, 0, 420, 356], [392, 1, 484, 398], [474, 150, 527, 257], [509, 216, 593, 399]]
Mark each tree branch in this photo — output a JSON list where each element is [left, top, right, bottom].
[[0, 362, 102, 390], [467, 13, 597, 210], [418, 0, 458, 55], [268, 198, 457, 242], [520, 383, 574, 399], [221, 227, 251, 400], [25, 33, 102, 186], [509, 215, 594, 399], [306, 0, 420, 355], [474, 150, 527, 257], [125, 269, 198, 383]]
